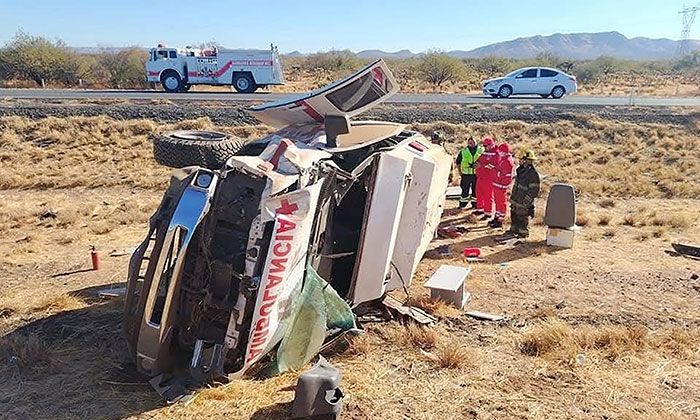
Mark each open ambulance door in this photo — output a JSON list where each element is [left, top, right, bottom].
[[248, 59, 399, 128]]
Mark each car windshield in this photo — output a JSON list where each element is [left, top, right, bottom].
[[506, 69, 524, 77]]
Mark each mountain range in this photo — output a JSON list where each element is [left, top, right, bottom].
[[327, 32, 700, 61]]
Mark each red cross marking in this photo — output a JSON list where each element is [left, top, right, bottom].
[[275, 199, 298, 215]]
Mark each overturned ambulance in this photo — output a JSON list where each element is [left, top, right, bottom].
[[124, 60, 452, 383]]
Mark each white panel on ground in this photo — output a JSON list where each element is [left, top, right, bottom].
[[423, 265, 471, 309]]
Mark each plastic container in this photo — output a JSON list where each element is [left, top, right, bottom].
[[463, 247, 481, 258]]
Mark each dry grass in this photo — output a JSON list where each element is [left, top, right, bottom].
[[575, 211, 590, 227], [0, 292, 86, 318], [399, 324, 439, 350], [414, 117, 700, 200], [0, 333, 54, 373], [0, 116, 272, 190], [433, 340, 469, 369], [598, 198, 616, 208], [1, 116, 699, 419], [406, 294, 462, 318], [519, 318, 699, 364], [597, 214, 612, 226]]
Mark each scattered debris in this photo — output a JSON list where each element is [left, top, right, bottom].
[[691, 273, 699, 281], [672, 243, 700, 260], [445, 186, 462, 199], [463, 247, 481, 257], [98, 287, 126, 298], [423, 265, 471, 309], [382, 295, 437, 325], [547, 227, 575, 248], [544, 184, 576, 228], [438, 225, 464, 239], [437, 245, 452, 257], [499, 263, 509, 267], [465, 257, 485, 263], [465, 310, 504, 321], [292, 356, 344, 420], [149, 374, 196, 404], [39, 209, 57, 220], [109, 247, 137, 257]]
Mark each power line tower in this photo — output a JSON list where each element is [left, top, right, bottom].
[[678, 2, 700, 56]]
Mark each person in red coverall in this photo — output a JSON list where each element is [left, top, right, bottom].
[[489, 142, 514, 229], [474, 137, 498, 221]]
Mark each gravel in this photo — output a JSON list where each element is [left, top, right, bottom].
[[0, 99, 696, 127]]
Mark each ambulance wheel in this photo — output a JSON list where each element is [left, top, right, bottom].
[[152, 130, 248, 169], [233, 73, 256, 93], [161, 71, 182, 93]]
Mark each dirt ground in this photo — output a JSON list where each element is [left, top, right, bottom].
[[0, 114, 699, 419]]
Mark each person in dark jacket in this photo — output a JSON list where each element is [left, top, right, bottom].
[[508, 149, 540, 238], [456, 137, 483, 209]]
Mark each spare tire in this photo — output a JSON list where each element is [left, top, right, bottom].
[[152, 130, 247, 169]]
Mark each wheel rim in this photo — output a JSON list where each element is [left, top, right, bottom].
[[164, 76, 179, 90], [236, 78, 250, 90], [553, 87, 564, 97], [501, 86, 511, 96]]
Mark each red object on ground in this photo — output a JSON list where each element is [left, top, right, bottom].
[[90, 246, 100, 270], [463, 247, 481, 257]]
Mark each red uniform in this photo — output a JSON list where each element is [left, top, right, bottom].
[[475, 138, 498, 217], [492, 143, 514, 222]]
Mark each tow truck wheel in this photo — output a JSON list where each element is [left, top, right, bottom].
[[161, 71, 182, 93], [233, 73, 256, 93]]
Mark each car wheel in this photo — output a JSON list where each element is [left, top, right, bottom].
[[233, 73, 256, 93], [160, 71, 182, 93], [498, 85, 512, 98], [551, 86, 566, 99], [152, 130, 248, 169]]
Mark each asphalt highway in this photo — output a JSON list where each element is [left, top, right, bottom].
[[1, 88, 699, 107]]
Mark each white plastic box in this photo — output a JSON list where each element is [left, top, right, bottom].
[[547, 227, 575, 248]]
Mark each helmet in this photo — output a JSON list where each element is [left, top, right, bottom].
[[521, 149, 537, 161], [497, 142, 510, 153], [482, 137, 494, 147]]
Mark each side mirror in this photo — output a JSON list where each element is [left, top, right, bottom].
[[324, 115, 350, 148]]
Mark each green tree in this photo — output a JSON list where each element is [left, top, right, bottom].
[[0, 31, 81, 86], [98, 47, 149, 88], [417, 52, 464, 87]]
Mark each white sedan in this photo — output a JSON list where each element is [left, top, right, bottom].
[[482, 67, 577, 99]]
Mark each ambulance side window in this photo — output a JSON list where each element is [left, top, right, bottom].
[[169, 51, 177, 59]]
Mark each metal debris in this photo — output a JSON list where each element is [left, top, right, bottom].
[[465, 310, 504, 322]]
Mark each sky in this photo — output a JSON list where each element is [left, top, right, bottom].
[[0, 0, 692, 53]]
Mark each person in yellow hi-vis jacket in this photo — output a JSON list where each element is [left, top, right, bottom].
[[455, 137, 484, 209]]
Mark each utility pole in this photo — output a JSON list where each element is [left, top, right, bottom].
[[678, 2, 700, 56]]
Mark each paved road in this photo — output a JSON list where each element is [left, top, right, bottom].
[[2, 88, 699, 107]]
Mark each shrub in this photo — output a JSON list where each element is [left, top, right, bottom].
[[417, 52, 465, 87], [0, 31, 82, 86]]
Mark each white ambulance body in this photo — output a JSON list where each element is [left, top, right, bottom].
[[146, 44, 285, 93]]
